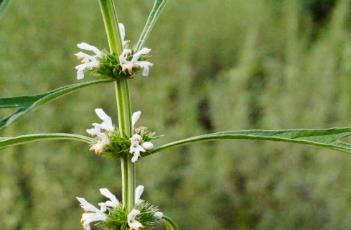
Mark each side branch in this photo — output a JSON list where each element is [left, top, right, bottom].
[[146, 128, 351, 156], [0, 133, 93, 150]]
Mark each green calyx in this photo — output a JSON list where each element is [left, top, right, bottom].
[[102, 201, 163, 230], [97, 53, 132, 80], [92, 50, 151, 80], [96, 128, 158, 159], [103, 132, 131, 159]]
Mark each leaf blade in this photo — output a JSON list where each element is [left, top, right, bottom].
[[0, 133, 93, 149], [135, 0, 168, 50], [147, 128, 351, 156], [0, 79, 113, 130], [0, 0, 10, 18]]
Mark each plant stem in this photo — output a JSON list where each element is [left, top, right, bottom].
[[98, 0, 135, 212]]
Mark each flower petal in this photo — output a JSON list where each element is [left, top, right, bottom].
[[135, 185, 144, 204], [81, 212, 107, 228], [132, 48, 152, 62], [76, 197, 100, 213], [99, 188, 119, 207], [77, 42, 103, 57], [128, 209, 143, 230], [119, 23, 126, 43], [95, 108, 114, 131], [132, 111, 142, 129]]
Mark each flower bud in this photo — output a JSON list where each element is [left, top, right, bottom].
[[142, 142, 154, 150]]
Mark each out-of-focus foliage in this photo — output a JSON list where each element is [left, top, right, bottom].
[[0, 0, 351, 229]]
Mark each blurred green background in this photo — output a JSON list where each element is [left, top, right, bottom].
[[1, 0, 351, 229]]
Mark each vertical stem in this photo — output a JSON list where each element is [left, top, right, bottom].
[[98, 0, 135, 212]]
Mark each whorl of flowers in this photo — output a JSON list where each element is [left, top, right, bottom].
[[75, 23, 153, 80], [86, 108, 155, 163], [77, 186, 163, 230]]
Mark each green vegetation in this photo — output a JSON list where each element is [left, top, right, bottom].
[[0, 0, 351, 229]]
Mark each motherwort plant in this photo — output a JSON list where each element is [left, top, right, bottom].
[[1, 0, 351, 229]]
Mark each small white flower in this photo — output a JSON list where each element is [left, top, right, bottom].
[[76, 197, 107, 230], [129, 111, 154, 163], [89, 132, 109, 155], [119, 47, 153, 77], [128, 209, 143, 230], [77, 188, 120, 230], [130, 134, 145, 163], [135, 185, 144, 204], [129, 136, 154, 163], [87, 108, 114, 155], [75, 42, 104, 80]]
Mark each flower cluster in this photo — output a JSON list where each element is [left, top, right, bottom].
[[77, 186, 163, 230], [86, 108, 155, 162], [75, 23, 153, 80]]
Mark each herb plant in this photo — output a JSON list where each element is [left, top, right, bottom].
[[1, 0, 351, 229]]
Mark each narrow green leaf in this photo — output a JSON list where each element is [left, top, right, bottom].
[[0, 133, 93, 149], [147, 128, 351, 156], [162, 216, 179, 230], [0, 79, 113, 130], [135, 0, 168, 50], [0, 0, 10, 18]]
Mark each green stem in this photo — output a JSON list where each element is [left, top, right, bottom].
[[98, 0, 135, 212], [115, 80, 135, 211], [98, 0, 123, 54]]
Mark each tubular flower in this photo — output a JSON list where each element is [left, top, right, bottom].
[[119, 47, 153, 77], [77, 188, 119, 230], [118, 23, 153, 77], [129, 111, 154, 163], [128, 209, 143, 230], [86, 108, 114, 155], [75, 42, 104, 80]]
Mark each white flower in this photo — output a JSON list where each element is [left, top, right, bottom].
[[128, 209, 143, 230], [117, 23, 153, 77], [76, 197, 107, 230], [89, 132, 110, 155], [87, 108, 114, 155], [130, 134, 146, 163], [75, 42, 104, 80], [129, 111, 154, 163], [77, 188, 120, 230], [119, 48, 153, 77]]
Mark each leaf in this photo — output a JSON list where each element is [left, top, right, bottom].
[[147, 128, 351, 156], [0, 133, 93, 149], [135, 0, 168, 51], [0, 0, 10, 18], [162, 216, 179, 230], [0, 79, 113, 130]]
